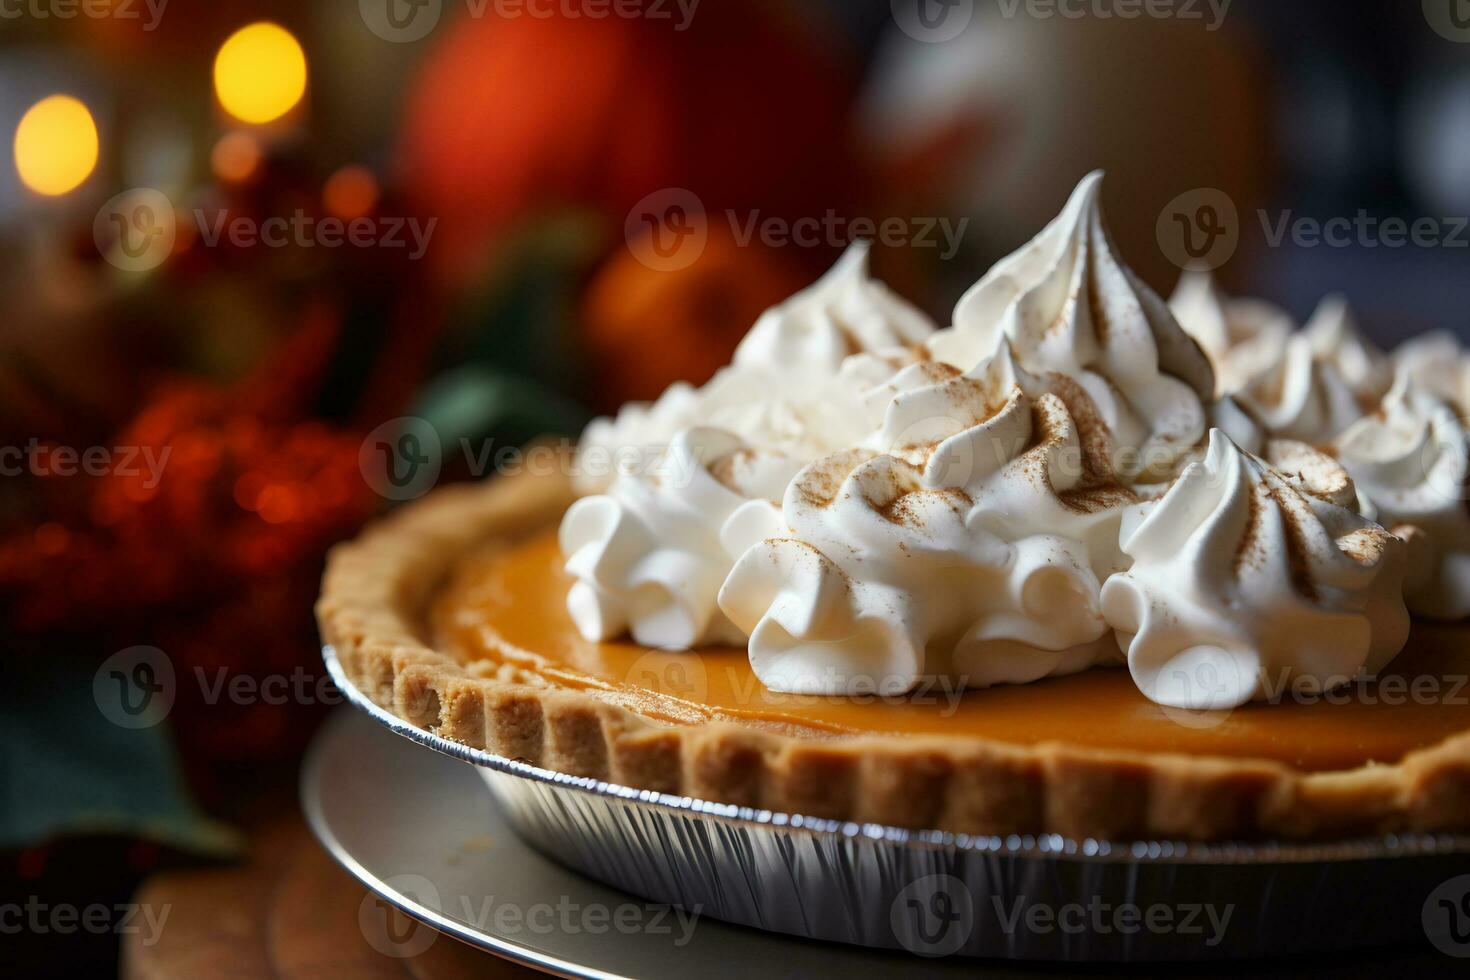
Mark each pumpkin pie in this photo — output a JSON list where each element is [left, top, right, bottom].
[[318, 173, 1470, 842]]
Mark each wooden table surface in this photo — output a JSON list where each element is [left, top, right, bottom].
[[122, 818, 543, 979]]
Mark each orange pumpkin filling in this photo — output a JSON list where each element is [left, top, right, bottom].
[[431, 529, 1470, 773]]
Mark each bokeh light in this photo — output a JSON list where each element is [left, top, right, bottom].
[[13, 94, 99, 196], [322, 164, 379, 220], [211, 130, 262, 183], [213, 22, 307, 125]]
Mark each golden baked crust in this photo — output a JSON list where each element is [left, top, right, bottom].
[[316, 470, 1470, 842]]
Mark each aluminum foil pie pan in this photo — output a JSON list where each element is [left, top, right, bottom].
[[322, 644, 1470, 961]]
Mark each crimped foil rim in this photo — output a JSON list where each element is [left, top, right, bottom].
[[323, 644, 1470, 866]]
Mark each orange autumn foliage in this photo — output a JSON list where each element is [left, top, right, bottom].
[[580, 227, 806, 409], [398, 2, 860, 285]]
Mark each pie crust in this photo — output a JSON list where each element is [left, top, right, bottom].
[[316, 470, 1470, 842]]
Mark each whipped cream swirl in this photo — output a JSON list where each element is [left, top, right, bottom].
[[718, 345, 1133, 695], [564, 246, 935, 643], [1235, 334, 1363, 444], [1101, 430, 1408, 709], [574, 244, 934, 495], [1393, 331, 1470, 414], [1334, 375, 1470, 619], [561, 427, 799, 648], [733, 241, 935, 376], [560, 171, 1439, 707], [1302, 294, 1393, 403], [929, 171, 1214, 483], [1168, 271, 1292, 396], [1230, 295, 1393, 444], [575, 383, 703, 495]]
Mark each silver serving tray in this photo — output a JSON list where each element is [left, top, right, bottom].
[[321, 644, 1470, 961]]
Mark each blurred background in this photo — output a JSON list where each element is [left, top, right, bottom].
[[2, 0, 1469, 973]]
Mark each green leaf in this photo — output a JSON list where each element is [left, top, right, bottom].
[[1, 656, 241, 857], [411, 364, 589, 451]]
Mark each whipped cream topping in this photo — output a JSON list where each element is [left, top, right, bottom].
[[564, 246, 935, 643], [1302, 294, 1393, 403], [575, 383, 703, 495], [1334, 374, 1470, 619], [1168, 271, 1293, 396], [1393, 331, 1470, 414], [1208, 394, 1267, 457], [558, 171, 1458, 710], [929, 171, 1214, 483], [1101, 430, 1409, 709], [733, 241, 935, 376], [1235, 334, 1363, 444], [561, 427, 800, 649], [573, 244, 935, 496], [719, 344, 1133, 695]]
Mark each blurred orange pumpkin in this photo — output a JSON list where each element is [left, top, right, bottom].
[[398, 1, 861, 287], [580, 226, 806, 409]]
